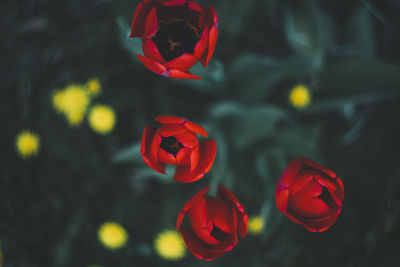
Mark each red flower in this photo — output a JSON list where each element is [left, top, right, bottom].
[[140, 115, 217, 183], [176, 185, 248, 261], [275, 158, 344, 232], [130, 0, 218, 79]]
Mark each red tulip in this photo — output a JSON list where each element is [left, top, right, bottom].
[[130, 0, 218, 79], [275, 158, 344, 232], [140, 115, 217, 183], [177, 185, 248, 260]]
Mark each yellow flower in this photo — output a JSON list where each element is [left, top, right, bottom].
[[86, 78, 101, 97], [52, 90, 65, 113], [289, 85, 311, 109], [88, 105, 116, 134], [248, 216, 265, 235], [154, 230, 186, 261], [98, 222, 128, 250], [15, 130, 40, 158]]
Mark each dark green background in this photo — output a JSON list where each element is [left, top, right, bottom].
[[1, 0, 400, 266]]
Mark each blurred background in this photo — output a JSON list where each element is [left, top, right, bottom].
[[1, 0, 400, 266]]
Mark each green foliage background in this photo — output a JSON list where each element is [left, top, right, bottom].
[[1, 0, 400, 266]]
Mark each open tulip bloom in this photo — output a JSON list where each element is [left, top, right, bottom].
[[130, 0, 218, 79], [140, 115, 217, 183], [177, 185, 248, 261], [275, 158, 344, 232]]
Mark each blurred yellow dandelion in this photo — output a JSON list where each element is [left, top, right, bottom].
[[248, 216, 265, 235], [154, 230, 186, 260], [98, 222, 128, 249], [289, 85, 311, 109], [52, 84, 90, 126], [15, 130, 40, 158], [88, 105, 116, 134], [52, 90, 65, 113], [86, 78, 101, 97]]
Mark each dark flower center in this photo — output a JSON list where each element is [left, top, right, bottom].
[[160, 136, 184, 156], [210, 226, 226, 240], [152, 19, 200, 62]]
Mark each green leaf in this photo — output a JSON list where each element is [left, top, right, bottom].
[[211, 102, 290, 149], [113, 142, 141, 163]]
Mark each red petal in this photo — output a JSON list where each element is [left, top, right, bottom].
[[288, 195, 329, 218], [190, 147, 200, 172], [167, 69, 202, 79], [193, 26, 209, 59], [149, 132, 161, 162], [174, 131, 199, 148], [300, 157, 336, 178], [142, 40, 165, 63], [155, 115, 184, 125], [177, 186, 210, 231], [165, 54, 198, 72], [180, 228, 226, 261], [140, 125, 153, 156], [184, 120, 208, 137], [300, 214, 341, 232], [130, 2, 149, 38], [142, 155, 165, 174], [280, 158, 303, 188], [315, 174, 337, 191], [188, 1, 204, 14], [292, 179, 323, 198], [176, 147, 192, 165], [136, 54, 167, 75], [237, 212, 248, 238], [157, 124, 188, 137], [157, 148, 176, 164], [275, 181, 289, 213], [143, 6, 158, 38], [335, 177, 345, 202], [173, 140, 216, 183], [161, 0, 187, 6], [207, 198, 234, 234], [201, 25, 218, 68], [188, 196, 220, 245], [288, 171, 314, 195], [217, 185, 245, 213]]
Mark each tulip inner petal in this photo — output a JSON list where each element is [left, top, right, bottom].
[[159, 136, 183, 156], [152, 18, 200, 61]]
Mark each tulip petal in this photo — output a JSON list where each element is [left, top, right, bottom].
[[142, 40, 165, 63], [176, 147, 192, 165], [143, 7, 158, 38], [174, 131, 199, 148], [165, 54, 198, 72], [188, 1, 204, 14], [173, 140, 216, 183], [280, 158, 303, 188], [157, 124, 188, 137], [288, 170, 314, 195], [155, 115, 185, 125], [301, 215, 341, 232], [315, 174, 337, 191], [203, 25, 218, 68], [130, 2, 148, 38], [237, 212, 248, 238], [136, 54, 168, 75], [293, 179, 323, 198], [218, 185, 245, 214], [161, 0, 187, 6], [301, 157, 336, 178], [180, 228, 226, 261], [207, 198, 234, 234], [275, 181, 289, 213], [142, 155, 166, 174], [190, 147, 200, 172], [177, 186, 210, 231], [140, 125, 153, 156], [157, 147, 176, 164], [193, 25, 209, 59], [184, 120, 208, 137], [288, 195, 329, 218], [149, 132, 161, 162], [167, 69, 203, 79]]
